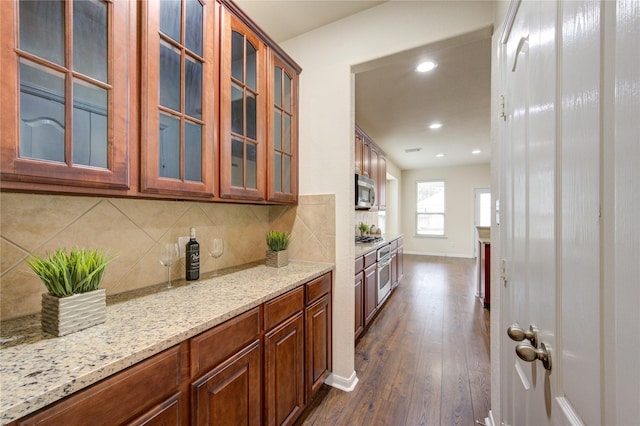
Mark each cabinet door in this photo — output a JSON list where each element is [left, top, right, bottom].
[[362, 139, 372, 178], [267, 53, 298, 203], [219, 8, 266, 201], [127, 393, 182, 426], [397, 246, 404, 283], [370, 148, 379, 211], [192, 340, 262, 426], [378, 155, 387, 211], [354, 129, 364, 174], [0, 0, 130, 190], [140, 0, 215, 197], [363, 264, 377, 327], [265, 313, 304, 426], [390, 250, 398, 289], [305, 294, 332, 400], [354, 270, 364, 341]]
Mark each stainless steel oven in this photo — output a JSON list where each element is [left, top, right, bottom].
[[377, 244, 391, 306]]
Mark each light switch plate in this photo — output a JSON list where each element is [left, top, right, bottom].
[[178, 236, 189, 258]]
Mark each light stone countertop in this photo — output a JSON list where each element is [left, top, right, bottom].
[[0, 260, 334, 424], [354, 233, 403, 259]]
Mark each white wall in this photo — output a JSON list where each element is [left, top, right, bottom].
[[402, 164, 490, 258], [281, 1, 495, 388]]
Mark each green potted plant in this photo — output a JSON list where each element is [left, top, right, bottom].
[[26, 247, 115, 336], [358, 222, 370, 236], [265, 230, 291, 268]]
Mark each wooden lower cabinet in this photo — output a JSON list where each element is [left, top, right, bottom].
[[354, 270, 364, 340], [13, 344, 188, 426], [264, 313, 305, 426], [11, 272, 334, 426], [363, 263, 377, 328], [305, 293, 332, 400], [191, 340, 262, 426]]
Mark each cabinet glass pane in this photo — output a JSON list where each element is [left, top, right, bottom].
[[185, 55, 202, 119], [274, 67, 282, 107], [231, 31, 244, 82], [185, 122, 202, 182], [246, 92, 256, 140], [160, 41, 181, 112], [19, 0, 64, 66], [284, 73, 291, 112], [159, 113, 180, 179], [73, 80, 107, 168], [274, 152, 282, 192], [284, 155, 291, 193], [185, 0, 203, 56], [246, 142, 257, 189], [231, 138, 244, 187], [246, 42, 256, 90], [19, 61, 65, 163], [160, 0, 181, 43], [73, 0, 107, 83], [231, 85, 244, 135], [274, 110, 281, 150], [284, 114, 291, 153]]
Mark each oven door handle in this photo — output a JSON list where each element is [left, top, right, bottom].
[[377, 258, 391, 267]]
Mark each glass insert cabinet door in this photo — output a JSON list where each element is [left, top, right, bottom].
[[0, 0, 129, 188], [219, 9, 265, 200], [141, 0, 214, 196], [268, 54, 298, 203]]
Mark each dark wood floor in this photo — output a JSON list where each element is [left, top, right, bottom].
[[296, 254, 491, 426]]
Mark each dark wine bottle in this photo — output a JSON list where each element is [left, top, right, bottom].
[[185, 227, 200, 281]]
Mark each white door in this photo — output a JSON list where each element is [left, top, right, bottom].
[[499, 1, 602, 425]]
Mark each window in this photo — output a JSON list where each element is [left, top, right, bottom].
[[416, 181, 445, 236]]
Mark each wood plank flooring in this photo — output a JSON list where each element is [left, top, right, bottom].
[[296, 254, 491, 426]]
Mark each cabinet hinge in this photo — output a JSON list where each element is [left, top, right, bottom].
[[499, 95, 507, 121], [500, 259, 508, 287]]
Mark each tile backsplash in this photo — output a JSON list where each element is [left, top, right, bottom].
[[0, 193, 335, 320]]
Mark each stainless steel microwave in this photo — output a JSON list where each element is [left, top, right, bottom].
[[355, 174, 375, 209]]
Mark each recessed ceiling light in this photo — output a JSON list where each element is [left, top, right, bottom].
[[429, 122, 443, 129], [416, 61, 437, 73], [405, 148, 422, 153], [472, 149, 481, 154], [436, 153, 445, 158]]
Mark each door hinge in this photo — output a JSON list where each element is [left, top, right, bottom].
[[500, 259, 508, 287], [499, 95, 507, 121]]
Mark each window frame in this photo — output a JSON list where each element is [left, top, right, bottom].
[[415, 180, 446, 237]]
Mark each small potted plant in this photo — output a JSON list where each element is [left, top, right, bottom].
[[358, 222, 370, 236], [26, 247, 115, 336], [265, 230, 291, 268]]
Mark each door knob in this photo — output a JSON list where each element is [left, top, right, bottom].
[[507, 323, 538, 347], [515, 342, 552, 372]]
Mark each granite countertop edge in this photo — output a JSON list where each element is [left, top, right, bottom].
[[0, 260, 334, 424], [354, 233, 404, 258]]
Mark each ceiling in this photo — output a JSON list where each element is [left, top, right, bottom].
[[235, 1, 492, 171]]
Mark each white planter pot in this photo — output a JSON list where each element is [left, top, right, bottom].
[[265, 250, 288, 268], [41, 289, 106, 336]]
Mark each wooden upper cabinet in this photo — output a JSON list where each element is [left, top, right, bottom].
[[354, 128, 364, 175], [0, 0, 130, 189], [140, 0, 216, 197], [267, 53, 298, 203], [378, 154, 387, 211], [219, 8, 266, 201]]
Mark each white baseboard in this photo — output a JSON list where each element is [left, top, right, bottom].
[[403, 250, 474, 259], [324, 370, 359, 392]]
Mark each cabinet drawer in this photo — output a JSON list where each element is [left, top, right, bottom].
[[190, 307, 261, 377], [390, 239, 398, 251], [264, 287, 304, 330], [16, 345, 185, 426], [306, 272, 332, 305], [355, 256, 364, 273], [364, 251, 377, 269]]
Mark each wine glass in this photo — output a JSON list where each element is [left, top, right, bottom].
[[159, 243, 180, 288], [208, 238, 224, 276]]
